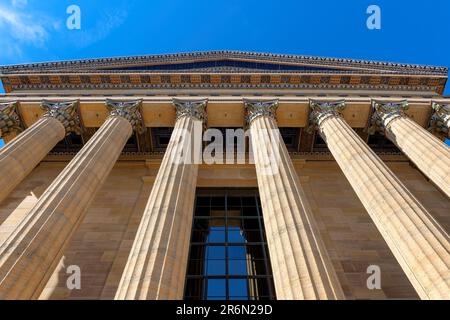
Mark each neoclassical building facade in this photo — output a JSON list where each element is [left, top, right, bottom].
[[0, 51, 449, 300]]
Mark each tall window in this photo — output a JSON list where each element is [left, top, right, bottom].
[[184, 189, 275, 300]]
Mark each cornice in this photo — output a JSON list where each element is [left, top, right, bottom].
[[1, 74, 444, 94], [1, 51, 447, 76]]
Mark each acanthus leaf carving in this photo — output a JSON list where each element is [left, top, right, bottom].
[[308, 99, 346, 134], [244, 99, 279, 127], [429, 102, 450, 136], [41, 100, 82, 135], [172, 98, 208, 124], [106, 99, 145, 134], [368, 100, 408, 135], [0, 101, 23, 137]]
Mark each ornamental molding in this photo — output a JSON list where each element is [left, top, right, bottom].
[[244, 99, 279, 126], [429, 102, 450, 135], [307, 99, 346, 133], [368, 100, 409, 135], [105, 99, 145, 134], [41, 100, 82, 135], [1, 51, 447, 75], [0, 101, 23, 137], [1, 74, 444, 94], [172, 98, 208, 123]]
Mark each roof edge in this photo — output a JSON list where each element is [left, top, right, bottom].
[[0, 50, 448, 75]]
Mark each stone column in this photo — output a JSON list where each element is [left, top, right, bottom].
[[244, 99, 344, 300], [309, 100, 450, 300], [115, 99, 206, 300], [0, 99, 144, 299], [0, 100, 82, 203], [370, 100, 450, 198]]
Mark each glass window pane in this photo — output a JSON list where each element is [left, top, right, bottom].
[[185, 278, 204, 299], [246, 244, 265, 260], [207, 227, 226, 243], [228, 259, 248, 275], [211, 197, 225, 207], [205, 245, 226, 259], [187, 259, 205, 276], [205, 259, 226, 276], [229, 279, 248, 298], [192, 218, 210, 231], [206, 279, 226, 298], [208, 296, 226, 300], [196, 197, 210, 206], [189, 245, 205, 258], [244, 230, 263, 242], [242, 206, 257, 216], [228, 228, 246, 243], [192, 230, 209, 242], [242, 218, 260, 230], [241, 197, 256, 207], [228, 245, 247, 259], [227, 218, 242, 229], [227, 197, 241, 207], [195, 206, 210, 217]]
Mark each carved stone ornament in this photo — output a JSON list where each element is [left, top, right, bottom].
[[368, 100, 408, 135], [41, 100, 82, 135], [106, 99, 145, 134], [429, 102, 450, 135], [0, 101, 23, 137], [172, 98, 208, 124], [244, 99, 279, 126], [307, 99, 346, 134]]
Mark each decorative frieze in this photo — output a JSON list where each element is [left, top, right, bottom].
[[244, 99, 279, 126], [172, 98, 208, 123], [308, 99, 346, 133], [0, 102, 23, 137], [368, 100, 409, 134], [41, 100, 82, 135], [429, 102, 450, 135], [106, 99, 145, 134]]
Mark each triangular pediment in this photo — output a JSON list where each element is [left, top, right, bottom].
[[99, 58, 346, 73], [1, 51, 447, 94], [1, 51, 447, 76]]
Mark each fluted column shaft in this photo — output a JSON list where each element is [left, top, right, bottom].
[[0, 115, 132, 299], [384, 116, 450, 197], [115, 115, 202, 300], [0, 117, 65, 203], [247, 101, 343, 299], [319, 114, 450, 299]]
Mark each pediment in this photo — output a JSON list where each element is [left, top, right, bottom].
[[0, 51, 447, 94], [1, 51, 447, 76], [99, 59, 346, 73]]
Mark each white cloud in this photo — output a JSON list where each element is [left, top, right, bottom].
[[0, 7, 48, 45], [0, 2, 59, 58], [11, 0, 28, 8], [0, 2, 129, 59]]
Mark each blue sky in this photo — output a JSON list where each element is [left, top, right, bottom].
[[0, 0, 449, 147]]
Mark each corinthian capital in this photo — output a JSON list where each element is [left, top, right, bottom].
[[172, 98, 208, 124], [244, 99, 279, 126], [429, 102, 450, 136], [308, 99, 346, 133], [368, 100, 408, 134], [0, 101, 23, 137], [42, 100, 82, 135], [106, 99, 145, 134]]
